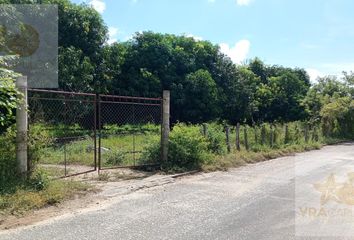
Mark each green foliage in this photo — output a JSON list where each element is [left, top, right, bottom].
[[320, 97, 354, 139], [105, 150, 127, 166], [204, 123, 226, 155], [181, 70, 219, 122], [0, 56, 21, 131], [0, 179, 90, 215], [141, 123, 215, 171], [103, 123, 160, 135], [165, 123, 213, 171], [0, 125, 51, 191], [0, 127, 17, 189]]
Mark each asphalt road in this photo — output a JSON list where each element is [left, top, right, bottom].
[[1, 143, 353, 240]]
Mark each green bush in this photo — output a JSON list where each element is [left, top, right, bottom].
[[105, 149, 127, 166], [165, 123, 213, 171], [204, 123, 226, 154], [0, 127, 17, 189], [141, 123, 213, 172], [0, 125, 51, 193], [139, 134, 161, 165]]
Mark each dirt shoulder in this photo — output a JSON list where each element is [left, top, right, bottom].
[[0, 170, 184, 231]]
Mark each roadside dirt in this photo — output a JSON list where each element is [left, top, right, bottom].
[[0, 169, 179, 231]]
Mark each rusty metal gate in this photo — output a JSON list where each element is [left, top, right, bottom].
[[28, 89, 97, 177], [98, 94, 162, 170], [28, 89, 162, 178]]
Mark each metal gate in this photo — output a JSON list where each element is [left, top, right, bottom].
[[98, 94, 162, 170], [28, 89, 162, 178], [28, 89, 97, 177]]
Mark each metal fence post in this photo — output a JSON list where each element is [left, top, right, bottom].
[[16, 76, 28, 175], [161, 90, 170, 162]]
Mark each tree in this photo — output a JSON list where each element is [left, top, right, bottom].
[[180, 69, 219, 123], [0, 56, 21, 131]]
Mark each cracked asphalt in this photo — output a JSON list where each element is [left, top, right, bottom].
[[1, 143, 353, 240]]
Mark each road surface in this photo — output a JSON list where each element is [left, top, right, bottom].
[[1, 143, 353, 240]]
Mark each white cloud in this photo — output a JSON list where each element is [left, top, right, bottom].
[[89, 0, 106, 14], [208, 0, 216, 3], [186, 34, 203, 41], [321, 63, 354, 74], [219, 40, 251, 64], [236, 0, 252, 6], [306, 68, 324, 82], [107, 26, 118, 44]]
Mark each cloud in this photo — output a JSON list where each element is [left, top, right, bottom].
[[208, 0, 216, 3], [321, 63, 354, 74], [306, 68, 324, 82], [219, 40, 251, 64], [89, 0, 106, 14], [236, 0, 252, 6], [186, 34, 203, 41], [107, 26, 118, 44]]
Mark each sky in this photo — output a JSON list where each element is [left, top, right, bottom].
[[72, 0, 354, 82]]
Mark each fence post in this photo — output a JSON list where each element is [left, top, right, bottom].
[[225, 126, 231, 153], [312, 127, 318, 142], [270, 125, 274, 147], [273, 125, 277, 145], [244, 126, 249, 151], [236, 123, 241, 151], [202, 123, 207, 137], [16, 76, 28, 175], [161, 90, 170, 162], [261, 125, 266, 145], [254, 126, 258, 144], [304, 123, 309, 143], [284, 124, 289, 144]]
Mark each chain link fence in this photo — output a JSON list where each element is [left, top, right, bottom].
[[28, 89, 162, 178]]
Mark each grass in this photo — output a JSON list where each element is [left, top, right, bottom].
[[0, 179, 92, 216], [39, 132, 159, 169], [202, 141, 324, 171]]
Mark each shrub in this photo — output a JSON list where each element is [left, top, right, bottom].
[[204, 123, 226, 154], [105, 149, 126, 166], [141, 123, 213, 171], [0, 125, 51, 193], [0, 127, 17, 189], [165, 123, 213, 171], [139, 134, 161, 165]]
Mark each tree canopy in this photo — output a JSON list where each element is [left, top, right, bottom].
[[1, 0, 352, 130]]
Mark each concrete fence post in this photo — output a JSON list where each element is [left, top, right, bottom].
[[16, 76, 28, 175], [161, 90, 170, 162]]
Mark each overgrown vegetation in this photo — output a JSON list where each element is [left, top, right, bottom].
[[0, 0, 353, 216], [142, 121, 351, 172], [0, 178, 91, 215]]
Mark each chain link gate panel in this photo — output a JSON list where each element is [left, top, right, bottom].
[[98, 94, 162, 170], [28, 89, 97, 178]]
